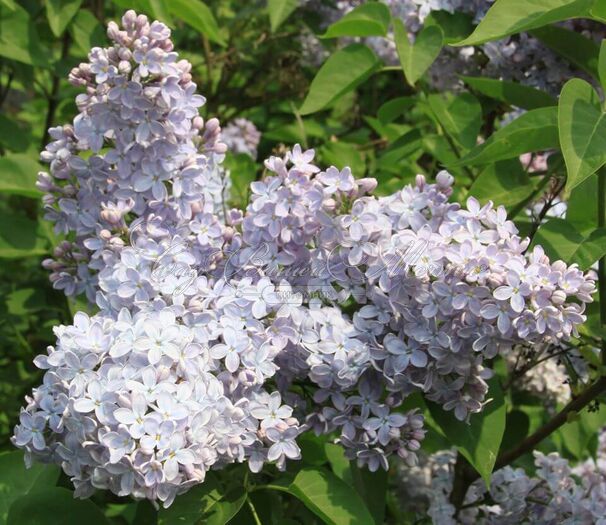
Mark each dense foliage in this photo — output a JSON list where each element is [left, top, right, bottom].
[[3, 1, 606, 524]]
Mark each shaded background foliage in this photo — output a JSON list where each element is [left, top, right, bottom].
[[2, 0, 606, 524]]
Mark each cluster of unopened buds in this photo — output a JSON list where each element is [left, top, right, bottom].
[[13, 10, 596, 508]]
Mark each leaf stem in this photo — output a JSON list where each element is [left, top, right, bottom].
[[249, 483, 290, 493], [290, 101, 308, 150], [247, 497, 263, 525]]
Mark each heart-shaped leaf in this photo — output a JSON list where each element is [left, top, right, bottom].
[[558, 78, 606, 193], [300, 44, 380, 115], [321, 2, 390, 38], [393, 19, 442, 86]]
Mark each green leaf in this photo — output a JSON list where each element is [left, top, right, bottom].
[[530, 218, 606, 269], [148, 0, 173, 26], [46, 0, 83, 37], [322, 445, 386, 525], [461, 75, 556, 110], [454, 0, 594, 46], [287, 467, 374, 525], [567, 174, 598, 233], [377, 129, 423, 171], [6, 288, 47, 315], [424, 10, 474, 44], [224, 152, 257, 210], [267, 0, 298, 32], [500, 410, 530, 454], [393, 19, 442, 86], [599, 40, 606, 93], [427, 92, 482, 150], [300, 44, 380, 115], [558, 406, 606, 460], [0, 451, 59, 525], [0, 115, 30, 152], [169, 0, 225, 46], [7, 488, 108, 525], [69, 10, 105, 56], [0, 154, 42, 198], [158, 473, 246, 525], [467, 159, 536, 211], [377, 97, 415, 124], [454, 107, 558, 166], [531, 25, 599, 78], [592, 0, 606, 21], [319, 141, 365, 177], [559, 78, 606, 193], [353, 468, 387, 525], [426, 378, 506, 485], [0, 213, 48, 258], [0, 4, 51, 67], [321, 2, 390, 38], [299, 433, 329, 466]]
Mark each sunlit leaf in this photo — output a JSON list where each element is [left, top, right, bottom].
[[454, 107, 558, 166], [530, 218, 606, 270], [321, 2, 390, 38], [393, 19, 442, 86], [267, 0, 298, 32], [286, 467, 374, 525], [559, 78, 606, 192], [427, 92, 481, 149], [169, 0, 225, 46], [0, 154, 42, 198], [46, 0, 83, 37], [454, 0, 594, 46], [300, 44, 380, 115]]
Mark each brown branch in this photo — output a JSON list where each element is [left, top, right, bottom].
[[495, 377, 606, 470]]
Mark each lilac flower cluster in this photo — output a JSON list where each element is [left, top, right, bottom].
[[14, 10, 596, 508], [242, 153, 594, 421], [397, 432, 606, 524], [221, 118, 261, 159], [37, 10, 228, 302]]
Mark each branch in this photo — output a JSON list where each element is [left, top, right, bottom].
[[452, 376, 606, 512], [494, 376, 606, 471], [41, 33, 71, 149]]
